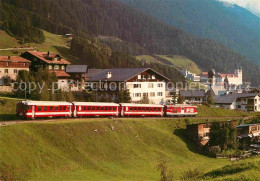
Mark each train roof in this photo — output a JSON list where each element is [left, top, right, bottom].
[[20, 101, 72, 106], [165, 104, 197, 107], [120, 103, 164, 107], [73, 102, 119, 106]]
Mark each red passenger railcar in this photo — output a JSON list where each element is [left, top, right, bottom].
[[120, 103, 164, 117], [164, 105, 198, 117], [16, 101, 73, 119], [73, 102, 119, 117]]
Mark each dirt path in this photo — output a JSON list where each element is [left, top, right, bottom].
[[0, 116, 252, 127]]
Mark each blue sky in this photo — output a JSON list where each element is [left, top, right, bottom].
[[218, 0, 260, 16]]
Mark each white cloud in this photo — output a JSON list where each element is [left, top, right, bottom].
[[218, 0, 260, 16]]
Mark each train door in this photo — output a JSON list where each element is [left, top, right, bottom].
[[32, 105, 35, 119], [181, 107, 185, 114]]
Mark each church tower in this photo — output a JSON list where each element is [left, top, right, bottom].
[[234, 67, 243, 85]]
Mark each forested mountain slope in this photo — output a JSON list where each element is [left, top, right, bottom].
[[0, 0, 259, 85], [121, 0, 260, 65]]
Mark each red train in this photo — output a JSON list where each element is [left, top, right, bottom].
[[16, 101, 198, 119]]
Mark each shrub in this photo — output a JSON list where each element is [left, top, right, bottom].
[[181, 168, 201, 180]]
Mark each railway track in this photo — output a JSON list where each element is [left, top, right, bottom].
[[0, 116, 252, 127]]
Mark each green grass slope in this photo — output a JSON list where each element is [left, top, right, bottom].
[[197, 105, 258, 118], [201, 157, 260, 180], [136, 54, 201, 75], [0, 30, 78, 63], [0, 118, 230, 180], [135, 55, 160, 64], [155, 55, 201, 74]]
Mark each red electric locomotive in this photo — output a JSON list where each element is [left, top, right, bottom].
[[164, 105, 198, 117]]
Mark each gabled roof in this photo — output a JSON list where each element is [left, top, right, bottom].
[[180, 90, 205, 98], [0, 56, 30, 63], [214, 93, 259, 104], [49, 70, 70, 78], [86, 68, 170, 82], [66, 65, 88, 73], [25, 51, 71, 65]]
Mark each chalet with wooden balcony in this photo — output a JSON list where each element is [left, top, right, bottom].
[[85, 68, 170, 104]]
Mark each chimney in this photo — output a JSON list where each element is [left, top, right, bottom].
[[106, 72, 112, 79], [8, 56, 10, 60]]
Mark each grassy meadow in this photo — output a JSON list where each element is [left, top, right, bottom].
[[1, 118, 259, 180], [136, 54, 201, 75], [0, 30, 78, 63]]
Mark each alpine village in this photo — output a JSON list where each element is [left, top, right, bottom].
[[0, 0, 260, 180]]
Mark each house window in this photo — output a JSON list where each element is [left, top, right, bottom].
[[61, 65, 65, 70], [49, 65, 53, 69], [157, 92, 163, 96], [54, 65, 60, 70], [157, 83, 163, 88], [14, 69, 18, 74], [143, 93, 148, 97], [150, 92, 155, 97], [24, 63, 26, 66], [152, 75, 155, 79], [6, 62, 9, 66], [138, 75, 141, 79], [134, 84, 141, 88], [4, 69, 8, 74], [148, 83, 153, 88], [135, 93, 141, 97]]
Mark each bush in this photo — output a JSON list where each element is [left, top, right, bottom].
[[181, 168, 201, 180]]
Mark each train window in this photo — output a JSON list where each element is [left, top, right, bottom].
[[142, 107, 145, 111], [104, 107, 108, 111], [181, 107, 184, 110], [62, 106, 66, 111], [55, 107, 58, 111], [151, 108, 154, 111], [37, 106, 42, 111], [129, 107, 133, 111], [146, 107, 149, 111], [59, 106, 63, 111], [138, 107, 141, 111], [88, 107, 91, 110], [82, 106, 86, 111], [92, 107, 95, 111], [97, 107, 100, 110], [43, 107, 47, 111], [113, 107, 116, 111], [108, 107, 112, 111], [26, 106, 30, 111], [49, 107, 53, 111], [101, 107, 104, 110], [134, 107, 137, 111]]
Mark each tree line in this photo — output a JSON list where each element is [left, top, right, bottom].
[[1, 0, 259, 85]]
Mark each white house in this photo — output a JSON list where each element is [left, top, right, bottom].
[[0, 56, 30, 85], [214, 93, 260, 112], [85, 68, 170, 104], [182, 70, 200, 82]]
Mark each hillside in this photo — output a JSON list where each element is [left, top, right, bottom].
[[1, 118, 260, 180], [0, 118, 229, 180], [0, 30, 78, 63], [121, 0, 260, 65], [1, 0, 260, 85]]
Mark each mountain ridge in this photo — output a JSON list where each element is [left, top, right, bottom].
[[120, 0, 260, 65], [0, 0, 259, 85]]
